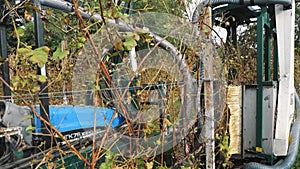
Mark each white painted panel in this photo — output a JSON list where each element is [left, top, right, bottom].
[[129, 48, 138, 72], [274, 1, 295, 156]]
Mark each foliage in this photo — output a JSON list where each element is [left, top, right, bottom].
[[0, 1, 208, 169], [295, 2, 300, 55], [293, 3, 300, 111], [293, 52, 300, 168], [1, 0, 300, 168], [11, 46, 49, 93], [294, 10, 300, 169], [293, 3, 300, 160]]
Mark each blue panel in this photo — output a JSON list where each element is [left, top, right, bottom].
[[34, 106, 124, 133]]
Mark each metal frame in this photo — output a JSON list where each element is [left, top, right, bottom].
[[32, 0, 50, 146], [256, 6, 278, 158], [0, 24, 11, 97], [213, 4, 281, 163]]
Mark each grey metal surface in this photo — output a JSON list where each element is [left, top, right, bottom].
[[242, 85, 257, 158], [0, 101, 32, 144], [262, 86, 276, 155], [242, 85, 277, 157]]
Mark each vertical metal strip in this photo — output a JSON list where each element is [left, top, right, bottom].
[[265, 24, 271, 81], [256, 7, 267, 150], [0, 24, 11, 97], [232, 22, 237, 48], [273, 31, 279, 81], [33, 0, 50, 144]]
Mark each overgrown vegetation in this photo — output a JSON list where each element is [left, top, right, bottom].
[[0, 0, 210, 168], [0, 0, 300, 168]]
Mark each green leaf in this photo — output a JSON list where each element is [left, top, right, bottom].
[[140, 33, 153, 43], [12, 76, 20, 88], [113, 39, 124, 51], [202, 28, 209, 33], [133, 34, 140, 41], [30, 85, 40, 93], [38, 75, 47, 83], [95, 85, 100, 91], [100, 153, 114, 169], [137, 160, 145, 169], [52, 47, 69, 61], [75, 42, 84, 49], [125, 32, 134, 37], [111, 7, 122, 19], [146, 162, 154, 169], [22, 115, 33, 122], [17, 27, 25, 37], [30, 46, 50, 67], [28, 73, 36, 80], [78, 37, 86, 43], [123, 36, 137, 50], [18, 48, 33, 57], [26, 125, 36, 133], [21, 79, 28, 88]]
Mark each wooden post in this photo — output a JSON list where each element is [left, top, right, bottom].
[[201, 7, 215, 169]]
